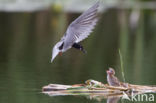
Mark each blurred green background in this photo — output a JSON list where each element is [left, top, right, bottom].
[[0, 0, 156, 103]]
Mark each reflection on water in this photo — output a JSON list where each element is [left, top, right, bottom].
[[0, 2, 156, 103], [42, 87, 156, 103], [107, 97, 120, 103], [44, 91, 121, 103]]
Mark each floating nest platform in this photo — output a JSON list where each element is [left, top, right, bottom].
[[42, 80, 156, 98], [42, 68, 156, 101]]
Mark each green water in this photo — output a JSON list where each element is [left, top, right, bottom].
[[0, 9, 156, 103]]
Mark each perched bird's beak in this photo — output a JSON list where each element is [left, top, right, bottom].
[[106, 70, 111, 74], [51, 46, 60, 63]]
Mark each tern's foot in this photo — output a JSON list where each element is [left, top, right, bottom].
[[81, 49, 87, 54]]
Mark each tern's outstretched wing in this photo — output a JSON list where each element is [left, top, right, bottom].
[[63, 2, 99, 50]]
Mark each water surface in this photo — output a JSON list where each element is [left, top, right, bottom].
[[0, 5, 156, 103]]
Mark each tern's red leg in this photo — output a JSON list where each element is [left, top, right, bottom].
[[59, 52, 62, 56]]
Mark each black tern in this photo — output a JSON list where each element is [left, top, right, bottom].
[[51, 2, 99, 62]]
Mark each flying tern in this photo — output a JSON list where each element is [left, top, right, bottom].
[[51, 2, 99, 62]]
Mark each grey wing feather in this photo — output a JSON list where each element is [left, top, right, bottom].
[[63, 2, 99, 50]]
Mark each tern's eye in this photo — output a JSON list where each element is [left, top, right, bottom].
[[58, 42, 64, 50]]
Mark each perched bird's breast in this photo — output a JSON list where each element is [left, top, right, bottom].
[[107, 75, 120, 86]]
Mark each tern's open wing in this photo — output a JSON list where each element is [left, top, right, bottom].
[[63, 2, 99, 49]]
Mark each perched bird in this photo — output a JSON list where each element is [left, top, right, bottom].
[[106, 68, 121, 86], [51, 2, 99, 62], [107, 68, 129, 87]]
